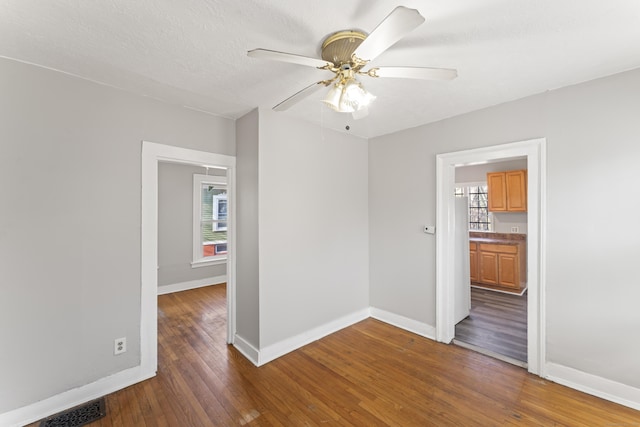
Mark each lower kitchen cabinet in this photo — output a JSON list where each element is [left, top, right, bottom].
[[470, 239, 526, 291], [469, 242, 478, 282]]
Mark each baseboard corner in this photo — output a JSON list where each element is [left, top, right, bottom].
[[233, 334, 260, 366], [369, 307, 436, 341]]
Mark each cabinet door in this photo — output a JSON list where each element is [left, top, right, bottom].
[[487, 172, 507, 211], [497, 253, 519, 288], [506, 170, 527, 212], [469, 248, 478, 282], [479, 251, 498, 284]]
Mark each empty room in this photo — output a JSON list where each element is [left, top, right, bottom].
[[1, 1, 640, 425]]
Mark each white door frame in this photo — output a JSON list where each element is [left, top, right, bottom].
[[435, 138, 546, 376], [141, 141, 236, 377]]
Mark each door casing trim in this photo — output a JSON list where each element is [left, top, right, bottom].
[[435, 138, 546, 376]]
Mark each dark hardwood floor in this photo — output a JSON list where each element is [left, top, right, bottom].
[[29, 284, 640, 426], [455, 287, 528, 363]]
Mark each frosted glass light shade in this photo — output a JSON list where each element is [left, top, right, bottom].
[[321, 82, 347, 111], [321, 78, 375, 113]]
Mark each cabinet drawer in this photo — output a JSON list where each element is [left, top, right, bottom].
[[479, 243, 518, 254]]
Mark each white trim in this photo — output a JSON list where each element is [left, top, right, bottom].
[[256, 309, 371, 366], [0, 366, 154, 427], [435, 138, 546, 376], [545, 363, 640, 411], [370, 307, 436, 340], [233, 334, 260, 366], [191, 257, 227, 268], [142, 141, 237, 376], [194, 174, 227, 185], [157, 275, 227, 295]]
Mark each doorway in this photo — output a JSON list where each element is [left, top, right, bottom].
[[141, 141, 236, 378], [435, 138, 546, 376], [452, 159, 528, 366]]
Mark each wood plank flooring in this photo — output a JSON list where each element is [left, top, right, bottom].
[[29, 284, 640, 426], [455, 287, 527, 363]]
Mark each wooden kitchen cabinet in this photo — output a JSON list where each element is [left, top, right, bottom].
[[471, 240, 526, 291], [469, 242, 478, 282], [487, 170, 527, 212], [479, 250, 499, 285], [497, 252, 519, 288]]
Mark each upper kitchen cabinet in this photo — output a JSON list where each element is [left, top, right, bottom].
[[487, 170, 527, 212]]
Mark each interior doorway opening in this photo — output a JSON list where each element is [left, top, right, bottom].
[[435, 138, 546, 376], [452, 158, 529, 367], [141, 141, 236, 378]]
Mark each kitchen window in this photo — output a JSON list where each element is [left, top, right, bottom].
[[455, 185, 492, 231]]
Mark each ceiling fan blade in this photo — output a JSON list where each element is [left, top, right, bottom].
[[372, 66, 458, 80], [273, 81, 325, 111], [248, 48, 333, 68], [353, 6, 425, 62]]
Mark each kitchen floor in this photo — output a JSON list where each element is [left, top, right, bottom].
[[455, 287, 527, 363]]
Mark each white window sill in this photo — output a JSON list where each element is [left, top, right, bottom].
[[191, 257, 227, 268]]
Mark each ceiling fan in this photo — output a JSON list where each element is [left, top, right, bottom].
[[247, 6, 457, 119]]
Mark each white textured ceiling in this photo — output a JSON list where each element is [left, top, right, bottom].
[[1, 0, 640, 138]]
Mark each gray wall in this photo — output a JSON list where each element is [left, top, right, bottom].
[[0, 57, 235, 414], [257, 110, 370, 349], [158, 162, 226, 288], [235, 109, 260, 348], [369, 67, 640, 389], [455, 158, 527, 183], [235, 108, 370, 351]]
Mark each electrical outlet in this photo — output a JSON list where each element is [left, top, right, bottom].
[[511, 226, 519, 233], [114, 337, 126, 355]]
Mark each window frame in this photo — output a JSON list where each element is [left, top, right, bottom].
[[455, 181, 493, 232], [192, 174, 228, 268]]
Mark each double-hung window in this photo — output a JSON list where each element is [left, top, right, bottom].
[[192, 174, 227, 267]]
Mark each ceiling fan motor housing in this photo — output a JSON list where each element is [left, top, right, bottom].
[[321, 30, 367, 66]]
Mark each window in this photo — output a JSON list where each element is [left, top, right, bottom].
[[455, 185, 492, 231], [213, 195, 227, 231], [193, 174, 228, 267]]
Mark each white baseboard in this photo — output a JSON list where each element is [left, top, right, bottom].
[[370, 307, 436, 340], [233, 334, 260, 366], [257, 308, 371, 366], [157, 275, 226, 295], [0, 365, 155, 427], [545, 362, 640, 411]]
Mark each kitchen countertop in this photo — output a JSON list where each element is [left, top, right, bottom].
[[469, 232, 527, 245], [470, 237, 518, 244], [469, 231, 526, 241]]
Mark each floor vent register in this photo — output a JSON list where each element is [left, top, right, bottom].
[[39, 398, 106, 427]]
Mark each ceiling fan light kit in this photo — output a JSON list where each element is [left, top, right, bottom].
[[321, 78, 375, 113], [321, 65, 376, 114], [248, 6, 457, 118]]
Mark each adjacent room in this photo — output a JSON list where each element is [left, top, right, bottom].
[[2, 1, 640, 425], [453, 159, 529, 365]]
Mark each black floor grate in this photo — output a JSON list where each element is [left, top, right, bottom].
[[40, 398, 106, 427]]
